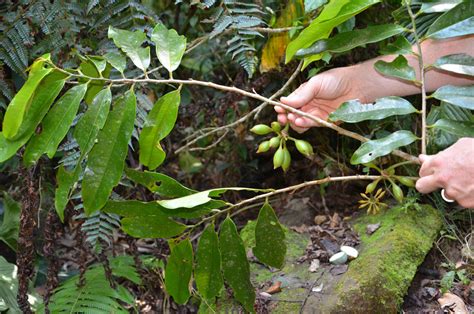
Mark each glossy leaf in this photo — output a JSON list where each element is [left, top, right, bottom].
[[103, 200, 187, 238], [329, 96, 417, 123], [125, 168, 195, 197], [82, 90, 136, 215], [0, 72, 66, 163], [139, 90, 180, 170], [195, 224, 223, 300], [23, 84, 87, 165], [296, 24, 404, 56], [0, 193, 21, 251], [432, 119, 474, 137], [421, 0, 462, 13], [379, 36, 412, 55], [55, 165, 79, 222], [104, 51, 127, 74], [374, 55, 417, 83], [108, 26, 150, 72], [253, 203, 286, 269], [74, 87, 112, 155], [151, 24, 186, 74], [431, 85, 474, 110], [219, 217, 255, 313], [426, 1, 474, 39], [165, 239, 193, 305], [286, 0, 380, 64], [3, 59, 52, 140], [351, 130, 418, 165], [433, 53, 474, 76]]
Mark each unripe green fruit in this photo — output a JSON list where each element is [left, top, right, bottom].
[[386, 167, 395, 176], [271, 121, 281, 132], [257, 141, 270, 153], [397, 176, 415, 188], [295, 139, 313, 157], [250, 124, 273, 135], [282, 148, 291, 172], [392, 183, 404, 203], [365, 179, 379, 194], [273, 147, 284, 169], [269, 136, 280, 149]]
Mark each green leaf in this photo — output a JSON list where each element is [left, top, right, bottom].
[[219, 217, 255, 313], [3, 59, 52, 140], [195, 224, 223, 300], [426, 1, 474, 39], [104, 51, 127, 74], [253, 203, 286, 269], [0, 72, 67, 163], [124, 168, 195, 197], [139, 90, 180, 169], [74, 87, 112, 155], [54, 165, 79, 222], [329, 96, 417, 123], [151, 24, 187, 74], [421, 0, 462, 13], [23, 84, 88, 165], [433, 53, 474, 77], [374, 55, 417, 83], [103, 200, 187, 238], [379, 36, 412, 55], [286, 0, 380, 63], [431, 85, 474, 110], [295, 24, 404, 56], [351, 130, 418, 165], [0, 193, 21, 251], [432, 119, 474, 137], [79, 58, 111, 105], [108, 26, 150, 72], [82, 90, 136, 215], [165, 239, 193, 305]]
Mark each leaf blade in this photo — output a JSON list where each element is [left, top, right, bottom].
[[108, 26, 150, 72], [151, 24, 187, 74], [82, 90, 136, 214], [433, 53, 474, 77], [374, 55, 417, 83], [165, 239, 193, 305], [431, 85, 474, 110], [426, 1, 474, 39], [350, 130, 418, 165]]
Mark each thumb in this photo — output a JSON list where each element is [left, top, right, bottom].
[[280, 80, 318, 108]]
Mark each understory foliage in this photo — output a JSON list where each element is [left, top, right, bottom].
[[0, 0, 473, 312]]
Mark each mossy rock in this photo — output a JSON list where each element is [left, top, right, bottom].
[[309, 204, 443, 313]]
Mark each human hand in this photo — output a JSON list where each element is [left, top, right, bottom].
[[275, 67, 369, 133], [416, 138, 474, 208]]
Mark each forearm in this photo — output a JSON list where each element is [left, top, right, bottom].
[[349, 35, 474, 102]]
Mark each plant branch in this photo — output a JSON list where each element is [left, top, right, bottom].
[[51, 64, 419, 163], [406, 1, 428, 155]]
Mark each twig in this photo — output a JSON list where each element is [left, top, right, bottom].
[[406, 1, 427, 155], [188, 129, 229, 152], [50, 64, 419, 163]]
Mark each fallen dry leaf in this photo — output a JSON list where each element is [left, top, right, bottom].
[[266, 281, 282, 295], [329, 213, 341, 228], [437, 292, 468, 314], [314, 215, 327, 225]]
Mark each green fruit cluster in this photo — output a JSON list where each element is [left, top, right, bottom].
[[250, 122, 314, 172]]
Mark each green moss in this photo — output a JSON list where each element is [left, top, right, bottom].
[[320, 204, 443, 313]]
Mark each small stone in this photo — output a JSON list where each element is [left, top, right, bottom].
[[340, 246, 359, 260], [314, 215, 327, 225], [330, 264, 348, 276], [366, 222, 381, 235], [259, 292, 272, 299], [309, 259, 320, 272], [329, 251, 347, 265], [312, 283, 324, 293]]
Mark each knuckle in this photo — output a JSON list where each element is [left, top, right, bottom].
[[436, 172, 450, 186]]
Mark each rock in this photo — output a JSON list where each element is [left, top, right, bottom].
[[329, 252, 347, 265], [366, 222, 381, 235], [314, 215, 327, 225], [330, 265, 348, 276], [308, 259, 320, 272], [304, 204, 443, 313]]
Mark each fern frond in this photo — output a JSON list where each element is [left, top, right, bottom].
[[76, 211, 121, 250], [44, 257, 138, 314]]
